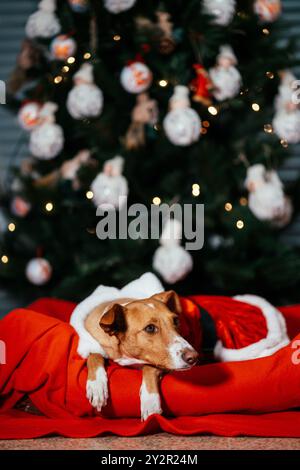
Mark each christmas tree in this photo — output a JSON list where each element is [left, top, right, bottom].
[[1, 0, 300, 303]]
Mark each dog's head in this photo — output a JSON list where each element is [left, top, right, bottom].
[[99, 291, 199, 370]]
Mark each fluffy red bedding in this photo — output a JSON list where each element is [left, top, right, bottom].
[[1, 296, 300, 439]]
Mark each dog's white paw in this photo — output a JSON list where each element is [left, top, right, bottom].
[[140, 382, 162, 422], [86, 367, 108, 412]]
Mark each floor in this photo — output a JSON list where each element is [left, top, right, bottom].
[[1, 435, 300, 450]]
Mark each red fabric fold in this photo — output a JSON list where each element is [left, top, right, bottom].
[[1, 296, 300, 438]]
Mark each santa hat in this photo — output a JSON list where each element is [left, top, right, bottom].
[[74, 63, 94, 84], [192, 294, 290, 362]]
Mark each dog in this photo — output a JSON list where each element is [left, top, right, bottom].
[[77, 290, 198, 421]]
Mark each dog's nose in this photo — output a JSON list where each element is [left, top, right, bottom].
[[182, 349, 199, 366]]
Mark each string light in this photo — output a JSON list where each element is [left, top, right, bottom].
[[84, 52, 91, 59], [67, 56, 76, 64], [239, 197, 248, 206], [225, 202, 233, 212], [1, 255, 8, 264], [62, 66, 70, 73], [192, 184, 200, 197], [266, 71, 274, 79], [86, 191, 94, 200], [158, 79, 168, 87], [236, 220, 244, 229], [203, 121, 210, 128], [113, 35, 121, 41], [262, 28, 270, 35], [208, 106, 218, 116], [45, 202, 54, 212], [201, 128, 207, 135], [281, 139, 288, 148], [8, 223, 16, 232], [252, 103, 260, 112], [152, 197, 161, 206], [264, 124, 273, 134], [54, 76, 63, 84]]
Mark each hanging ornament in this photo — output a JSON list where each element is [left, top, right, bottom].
[[104, 0, 136, 14], [18, 101, 41, 131], [125, 92, 158, 150], [11, 196, 32, 218], [26, 0, 61, 39], [153, 218, 193, 284], [254, 0, 281, 23], [50, 35, 77, 61], [202, 0, 236, 26], [163, 85, 202, 146], [120, 61, 153, 94], [67, 63, 104, 119], [209, 45, 242, 101], [90, 156, 128, 210], [26, 258, 52, 286], [30, 102, 64, 160], [34, 149, 93, 190], [155, 11, 176, 55], [273, 71, 300, 144], [245, 164, 293, 227], [68, 0, 89, 13], [190, 64, 213, 106]]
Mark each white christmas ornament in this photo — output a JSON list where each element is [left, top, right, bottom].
[[104, 0, 136, 14], [254, 0, 281, 23], [26, 0, 61, 39], [50, 35, 77, 61], [26, 258, 52, 286], [18, 102, 41, 131], [91, 156, 128, 210], [153, 218, 193, 284], [67, 63, 103, 119], [163, 85, 202, 146], [203, 0, 236, 26], [30, 102, 64, 160], [120, 62, 153, 94], [273, 71, 300, 144], [245, 164, 293, 227], [210, 45, 242, 101]]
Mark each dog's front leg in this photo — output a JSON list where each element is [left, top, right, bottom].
[[86, 353, 108, 412], [140, 366, 163, 421]]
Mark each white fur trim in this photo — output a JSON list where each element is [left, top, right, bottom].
[[70, 272, 164, 358], [140, 380, 162, 421], [214, 294, 290, 362]]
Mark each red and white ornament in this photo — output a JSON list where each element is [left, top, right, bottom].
[[50, 35, 77, 61], [163, 85, 202, 146], [11, 196, 31, 218], [245, 164, 293, 227], [26, 258, 52, 286], [67, 63, 103, 119], [30, 102, 64, 160], [202, 0, 236, 26], [90, 156, 128, 210], [209, 45, 242, 101], [153, 218, 193, 284], [190, 64, 213, 105], [120, 61, 153, 94], [26, 0, 61, 39], [254, 0, 281, 23], [104, 0, 136, 14], [18, 102, 41, 131]]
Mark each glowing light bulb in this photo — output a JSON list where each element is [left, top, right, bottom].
[[192, 184, 200, 197], [153, 197, 161, 206], [8, 223, 16, 232], [45, 202, 53, 212], [86, 191, 94, 200], [236, 220, 244, 229], [159, 79, 168, 87], [252, 103, 260, 112], [1, 255, 8, 264], [208, 106, 218, 116], [67, 56, 76, 64], [54, 76, 62, 84], [225, 202, 233, 212]]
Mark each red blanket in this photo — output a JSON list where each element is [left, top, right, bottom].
[[1, 297, 300, 439]]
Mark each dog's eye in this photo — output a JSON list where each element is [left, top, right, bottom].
[[144, 324, 158, 334]]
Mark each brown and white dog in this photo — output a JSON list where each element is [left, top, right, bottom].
[[70, 274, 198, 421]]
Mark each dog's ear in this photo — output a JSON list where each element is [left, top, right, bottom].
[[99, 304, 127, 336], [151, 291, 182, 315]]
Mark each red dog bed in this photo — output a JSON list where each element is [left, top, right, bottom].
[[1, 296, 300, 439]]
